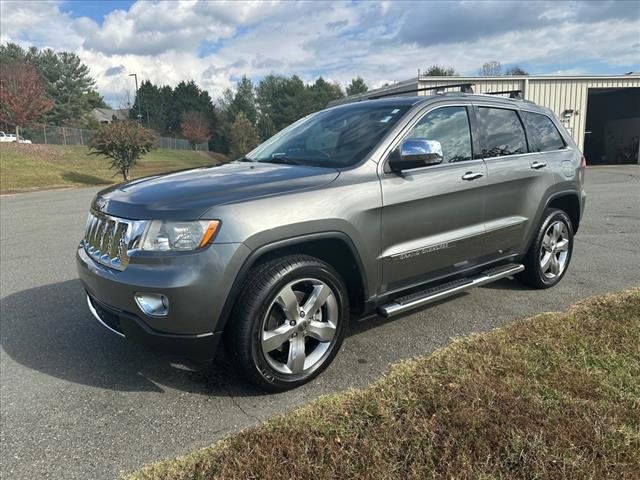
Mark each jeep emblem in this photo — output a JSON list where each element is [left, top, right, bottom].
[[95, 197, 108, 211]]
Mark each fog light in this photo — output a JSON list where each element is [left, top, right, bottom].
[[134, 293, 169, 317]]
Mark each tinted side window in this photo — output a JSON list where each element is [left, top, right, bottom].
[[407, 106, 472, 163], [477, 107, 527, 157], [521, 111, 565, 152]]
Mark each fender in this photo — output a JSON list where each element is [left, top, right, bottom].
[[214, 231, 369, 334], [521, 189, 581, 256], [543, 190, 582, 229]]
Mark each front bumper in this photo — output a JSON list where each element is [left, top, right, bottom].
[[77, 241, 250, 360], [86, 293, 222, 361]]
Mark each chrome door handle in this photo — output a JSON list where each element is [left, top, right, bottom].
[[530, 161, 547, 170], [461, 171, 483, 181]]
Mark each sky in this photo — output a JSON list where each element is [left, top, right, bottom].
[[1, 0, 639, 107]]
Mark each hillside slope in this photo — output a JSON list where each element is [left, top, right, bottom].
[[0, 144, 228, 194]]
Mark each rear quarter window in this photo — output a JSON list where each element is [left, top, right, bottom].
[[521, 111, 566, 152]]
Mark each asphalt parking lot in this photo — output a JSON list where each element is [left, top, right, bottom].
[[1, 165, 638, 479]]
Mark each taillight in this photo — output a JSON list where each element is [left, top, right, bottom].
[[579, 155, 586, 183]]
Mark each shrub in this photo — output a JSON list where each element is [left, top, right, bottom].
[[90, 121, 155, 181]]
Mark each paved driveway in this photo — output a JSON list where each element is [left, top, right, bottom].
[[1, 166, 638, 479]]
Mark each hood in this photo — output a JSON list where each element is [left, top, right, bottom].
[[94, 161, 339, 220]]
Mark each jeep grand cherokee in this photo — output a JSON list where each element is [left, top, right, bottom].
[[77, 91, 586, 391]]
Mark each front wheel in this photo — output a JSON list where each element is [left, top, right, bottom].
[[518, 208, 574, 289], [225, 255, 349, 391]]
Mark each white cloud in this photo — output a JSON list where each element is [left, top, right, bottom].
[[1, 0, 638, 107], [0, 1, 83, 50]]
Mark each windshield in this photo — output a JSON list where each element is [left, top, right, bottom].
[[243, 102, 412, 168]]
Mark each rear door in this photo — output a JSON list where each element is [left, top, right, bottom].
[[519, 110, 575, 185], [475, 104, 555, 258], [379, 104, 488, 291]]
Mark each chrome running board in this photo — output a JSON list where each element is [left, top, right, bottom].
[[378, 263, 524, 318]]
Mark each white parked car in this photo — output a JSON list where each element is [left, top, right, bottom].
[[0, 132, 32, 143], [0, 131, 17, 142]]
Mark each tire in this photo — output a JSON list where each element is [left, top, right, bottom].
[[517, 208, 574, 289], [224, 255, 349, 391]]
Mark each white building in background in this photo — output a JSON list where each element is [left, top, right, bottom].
[[333, 74, 640, 165], [91, 108, 130, 124]]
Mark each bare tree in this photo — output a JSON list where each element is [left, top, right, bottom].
[[116, 89, 133, 110], [0, 59, 53, 140], [480, 61, 502, 77], [180, 111, 211, 150]]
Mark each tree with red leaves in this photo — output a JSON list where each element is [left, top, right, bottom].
[[180, 111, 211, 150], [90, 121, 156, 181], [0, 59, 53, 140]]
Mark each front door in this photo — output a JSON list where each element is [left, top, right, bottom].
[[379, 105, 487, 292]]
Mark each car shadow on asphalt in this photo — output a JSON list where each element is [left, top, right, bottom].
[[1, 279, 263, 397], [348, 276, 527, 332], [480, 277, 529, 291], [2, 277, 528, 397]]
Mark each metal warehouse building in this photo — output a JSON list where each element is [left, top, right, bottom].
[[335, 74, 640, 165]]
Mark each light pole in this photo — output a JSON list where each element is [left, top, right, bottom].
[[129, 73, 142, 122]]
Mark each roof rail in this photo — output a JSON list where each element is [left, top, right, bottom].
[[368, 82, 475, 99], [485, 89, 523, 99]]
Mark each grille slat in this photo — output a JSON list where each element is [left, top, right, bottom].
[[83, 212, 136, 271], [108, 221, 124, 261], [87, 215, 100, 250], [99, 220, 115, 258], [94, 220, 104, 255]]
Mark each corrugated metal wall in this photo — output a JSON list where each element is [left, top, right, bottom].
[[418, 76, 640, 151]]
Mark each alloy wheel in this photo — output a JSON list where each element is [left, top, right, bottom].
[[539, 220, 570, 279], [260, 278, 339, 375]]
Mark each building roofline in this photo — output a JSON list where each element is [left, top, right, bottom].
[[332, 73, 639, 107], [418, 74, 640, 81]]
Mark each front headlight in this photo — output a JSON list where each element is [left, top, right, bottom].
[[140, 220, 220, 251]]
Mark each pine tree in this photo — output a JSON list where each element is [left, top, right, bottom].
[[0, 42, 105, 126], [346, 77, 368, 95], [423, 65, 458, 76], [229, 112, 259, 159]]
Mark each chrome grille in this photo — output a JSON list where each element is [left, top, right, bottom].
[[82, 212, 145, 271]]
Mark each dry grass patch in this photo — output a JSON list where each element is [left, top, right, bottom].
[[0, 143, 227, 193], [126, 289, 640, 480]]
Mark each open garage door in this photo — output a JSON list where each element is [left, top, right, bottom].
[[584, 88, 640, 165]]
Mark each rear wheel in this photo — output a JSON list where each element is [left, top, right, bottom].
[[518, 208, 574, 289], [225, 255, 349, 391]]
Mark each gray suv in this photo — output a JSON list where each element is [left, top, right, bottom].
[[77, 91, 586, 390]]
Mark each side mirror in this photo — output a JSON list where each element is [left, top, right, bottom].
[[389, 138, 443, 172]]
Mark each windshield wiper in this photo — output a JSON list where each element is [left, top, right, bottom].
[[258, 156, 303, 166]]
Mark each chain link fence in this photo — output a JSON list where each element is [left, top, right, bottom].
[[17, 124, 209, 151]]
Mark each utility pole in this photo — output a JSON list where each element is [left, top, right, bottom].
[[129, 73, 142, 122]]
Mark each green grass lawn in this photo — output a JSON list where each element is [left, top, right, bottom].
[[125, 289, 640, 480], [0, 143, 228, 194]]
